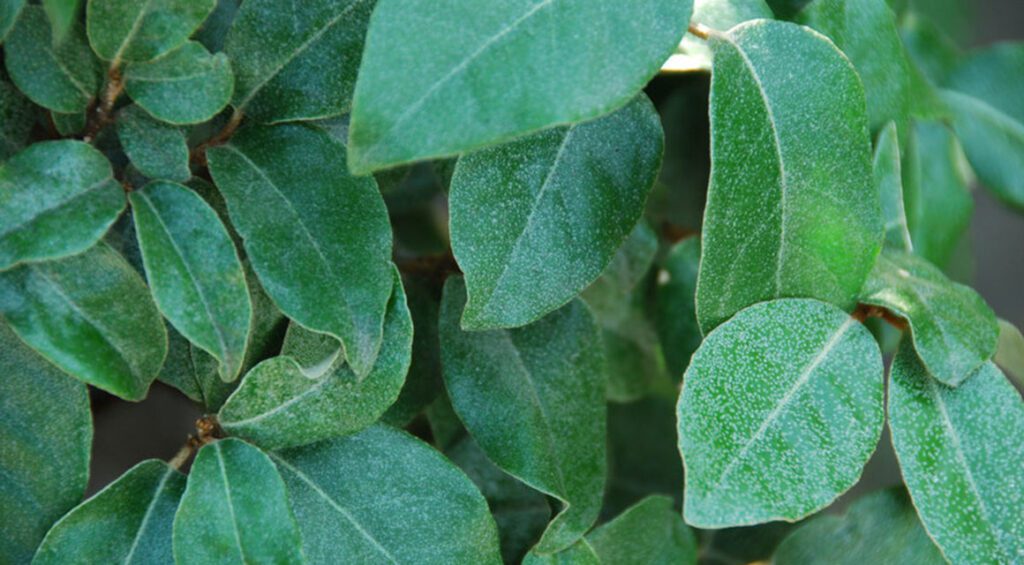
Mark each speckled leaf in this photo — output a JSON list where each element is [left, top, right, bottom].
[[207, 124, 393, 378], [4, 6, 100, 112], [0, 80, 35, 162], [0, 243, 168, 400], [271, 425, 503, 564], [580, 220, 658, 324], [440, 276, 606, 553], [676, 0, 775, 71], [226, 0, 375, 123], [996, 319, 1024, 385], [0, 322, 91, 564], [655, 237, 702, 380], [123, 41, 234, 125], [220, 269, 412, 450], [0, 0, 25, 41], [173, 438, 302, 563], [450, 95, 663, 330], [798, 0, 910, 129], [861, 251, 997, 386], [522, 540, 600, 565], [117, 105, 190, 181], [696, 20, 880, 333], [33, 460, 185, 564], [130, 181, 251, 381], [889, 344, 1024, 564], [772, 487, 944, 564], [86, 0, 215, 63], [874, 122, 914, 252], [42, 0, 80, 44], [347, 0, 693, 173], [678, 299, 884, 528], [157, 327, 237, 410], [586, 496, 698, 565], [0, 140, 124, 270]]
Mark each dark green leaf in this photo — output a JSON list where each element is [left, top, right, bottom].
[[697, 20, 880, 332], [193, 0, 239, 53], [580, 220, 658, 323], [123, 41, 234, 125], [440, 276, 606, 553], [86, 0, 216, 64], [522, 539, 600, 565], [381, 275, 443, 425], [605, 397, 682, 519], [655, 237, 702, 380], [874, 122, 914, 252], [0, 243, 168, 400], [678, 299, 884, 527], [347, 0, 694, 173], [450, 95, 663, 330], [995, 319, 1024, 386], [42, 0, 81, 44], [117, 105, 190, 181], [587, 496, 698, 565], [0, 0, 25, 41], [52, 110, 87, 136], [0, 80, 36, 162], [157, 326, 238, 411]]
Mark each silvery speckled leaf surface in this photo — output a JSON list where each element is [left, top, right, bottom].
[[123, 41, 234, 125], [586, 496, 698, 565], [86, 0, 215, 63], [116, 106, 191, 181]]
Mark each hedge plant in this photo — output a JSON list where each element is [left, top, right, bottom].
[[1, 0, 1023, 563]]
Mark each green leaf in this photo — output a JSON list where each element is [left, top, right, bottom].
[[772, 487, 943, 564], [33, 460, 185, 564], [52, 110, 87, 136], [605, 397, 683, 518], [86, 0, 216, 64], [130, 181, 251, 381], [946, 42, 1024, 125], [0, 243, 168, 400], [440, 276, 606, 553], [226, 0, 375, 123], [4, 6, 100, 113], [347, 0, 694, 173], [117, 105, 191, 181], [860, 251, 998, 386], [0, 322, 91, 564], [123, 41, 234, 125], [0, 0, 25, 41], [450, 95, 663, 330], [219, 269, 412, 450], [194, 0, 239, 53], [874, 122, 914, 252], [696, 20, 880, 332], [157, 326, 238, 411], [888, 343, 1024, 564], [678, 298, 884, 527], [655, 237, 702, 380], [899, 12, 962, 85], [522, 539, 600, 565], [0, 80, 37, 162], [995, 319, 1024, 386], [42, 0, 81, 44], [208, 123, 393, 378], [676, 0, 774, 71], [798, 0, 910, 129], [173, 438, 302, 563], [586, 496, 698, 565], [0, 140, 124, 270], [580, 220, 658, 324], [271, 424, 503, 564], [380, 275, 443, 425]]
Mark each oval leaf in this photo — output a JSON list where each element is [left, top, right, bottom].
[[586, 496, 698, 565], [117, 106, 191, 181], [123, 41, 234, 125], [678, 298, 884, 528], [86, 0, 216, 63], [0, 0, 25, 41], [874, 122, 914, 252]]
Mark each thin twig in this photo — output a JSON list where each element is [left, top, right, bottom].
[[81, 67, 125, 142], [167, 415, 224, 471], [853, 303, 909, 331], [688, 22, 713, 40], [190, 108, 244, 167]]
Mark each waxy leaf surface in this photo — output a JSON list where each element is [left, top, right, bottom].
[[86, 0, 215, 63], [117, 105, 190, 181], [123, 41, 234, 125], [586, 496, 698, 565]]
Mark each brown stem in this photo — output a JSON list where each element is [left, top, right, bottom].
[[167, 415, 224, 471], [395, 251, 461, 280], [688, 22, 713, 40], [190, 108, 244, 168], [81, 67, 125, 142], [852, 303, 909, 331], [662, 223, 700, 244]]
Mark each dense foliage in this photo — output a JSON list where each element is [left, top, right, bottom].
[[1, 0, 1023, 563]]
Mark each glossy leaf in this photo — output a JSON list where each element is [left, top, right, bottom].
[[123, 41, 234, 125], [772, 487, 944, 564], [440, 277, 606, 553], [655, 237, 702, 380], [0, 323, 91, 564], [117, 105, 190, 181], [271, 425, 503, 564], [678, 299, 884, 527], [874, 122, 913, 252], [586, 496, 698, 565], [226, 0, 375, 123], [995, 319, 1024, 385], [889, 344, 1024, 564], [42, 0, 81, 44], [220, 269, 412, 450], [0, 80, 36, 162], [4, 6, 100, 113], [450, 95, 663, 330], [696, 20, 880, 332], [34, 460, 185, 564], [173, 438, 303, 564], [131, 181, 251, 381], [347, 0, 693, 173], [208, 123, 393, 378], [0, 243, 168, 400], [86, 0, 216, 63]]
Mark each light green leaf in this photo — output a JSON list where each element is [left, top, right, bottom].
[[117, 105, 191, 181], [0, 243, 168, 400], [655, 237, 702, 380], [0, 0, 25, 41], [860, 251, 998, 387], [605, 397, 683, 518], [173, 438, 302, 564], [889, 343, 1024, 564], [42, 0, 81, 44], [33, 460, 185, 564], [450, 95, 663, 330], [347, 0, 693, 173], [4, 6, 100, 112], [130, 181, 251, 381], [996, 319, 1024, 386], [946, 42, 1024, 125], [123, 41, 234, 125], [678, 299, 884, 528], [207, 123, 393, 378], [0, 322, 91, 564], [86, 0, 216, 64], [220, 269, 412, 450], [0, 80, 36, 162], [440, 276, 606, 553], [874, 122, 913, 252], [696, 20, 880, 333], [271, 425, 503, 564], [899, 12, 962, 85], [676, 0, 774, 72], [226, 0, 375, 123], [522, 539, 600, 565], [586, 496, 698, 565], [772, 487, 944, 564]]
